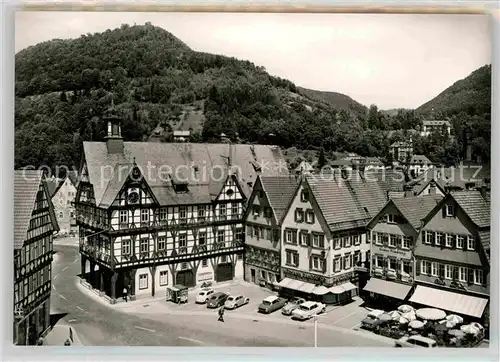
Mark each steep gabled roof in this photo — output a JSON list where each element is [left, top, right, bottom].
[[67, 170, 80, 187], [367, 169, 406, 192], [451, 191, 490, 229], [414, 165, 490, 193], [82, 142, 288, 207], [45, 178, 63, 197], [14, 170, 59, 249], [410, 155, 432, 165], [391, 194, 443, 231], [260, 176, 300, 224], [306, 172, 388, 232]]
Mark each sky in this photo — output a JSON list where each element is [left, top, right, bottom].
[[15, 11, 491, 109]]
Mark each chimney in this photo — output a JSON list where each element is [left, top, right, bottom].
[[103, 102, 124, 154], [479, 185, 488, 200]]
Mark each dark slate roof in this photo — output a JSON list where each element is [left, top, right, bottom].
[[366, 169, 406, 192], [392, 194, 443, 230], [307, 172, 388, 232], [67, 171, 80, 187], [14, 170, 42, 249], [45, 178, 63, 197], [410, 155, 432, 164], [478, 230, 490, 263], [83, 142, 288, 207], [260, 176, 300, 224], [451, 191, 490, 228]]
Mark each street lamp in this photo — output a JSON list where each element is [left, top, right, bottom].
[[314, 314, 318, 348]]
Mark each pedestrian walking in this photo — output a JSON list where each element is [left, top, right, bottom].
[[218, 305, 225, 322], [123, 286, 128, 302]]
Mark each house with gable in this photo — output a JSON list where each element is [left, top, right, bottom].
[[364, 195, 442, 306], [48, 171, 79, 235], [243, 175, 300, 288], [74, 103, 288, 303], [14, 170, 59, 345], [410, 190, 490, 322], [276, 171, 388, 304]]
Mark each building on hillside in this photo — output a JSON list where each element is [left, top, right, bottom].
[[48, 171, 79, 235], [14, 170, 59, 345], [390, 140, 413, 164], [275, 172, 388, 305], [328, 159, 354, 170], [363, 195, 442, 308], [420, 120, 451, 137], [410, 164, 490, 197], [75, 105, 288, 303], [411, 190, 490, 324], [408, 155, 433, 178], [243, 176, 299, 288], [362, 157, 386, 171], [173, 130, 191, 142]]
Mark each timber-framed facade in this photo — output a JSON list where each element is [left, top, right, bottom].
[[75, 106, 287, 303], [14, 170, 59, 345]]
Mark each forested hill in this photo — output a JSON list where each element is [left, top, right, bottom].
[[15, 22, 374, 171], [297, 87, 367, 115], [416, 65, 491, 116]]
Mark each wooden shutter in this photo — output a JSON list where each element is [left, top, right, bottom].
[[309, 256, 313, 270], [294, 210, 298, 222], [468, 268, 474, 285], [442, 206, 447, 218], [293, 231, 297, 244], [339, 256, 343, 270], [319, 235, 325, 248], [453, 266, 459, 280], [415, 259, 420, 275]]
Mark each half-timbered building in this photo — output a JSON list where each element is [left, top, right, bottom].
[[75, 107, 287, 303], [14, 170, 59, 345], [243, 175, 299, 288]]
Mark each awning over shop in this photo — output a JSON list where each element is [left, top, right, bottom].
[[276, 278, 293, 288], [329, 286, 345, 294], [409, 285, 488, 318], [340, 282, 357, 292], [363, 278, 412, 300], [312, 286, 329, 295], [297, 282, 316, 294]]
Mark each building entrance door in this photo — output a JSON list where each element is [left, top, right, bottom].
[[176, 270, 195, 287], [216, 263, 233, 282]]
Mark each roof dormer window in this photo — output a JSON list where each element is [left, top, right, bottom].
[[173, 183, 188, 193]]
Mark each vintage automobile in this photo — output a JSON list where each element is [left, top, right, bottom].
[[224, 294, 250, 310], [291, 301, 326, 321], [281, 297, 307, 316], [258, 296, 288, 314], [195, 288, 215, 304], [360, 309, 386, 331], [206, 292, 229, 308], [395, 335, 437, 348]]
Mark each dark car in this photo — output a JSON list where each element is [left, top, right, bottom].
[[258, 296, 288, 314], [206, 292, 229, 308], [360, 310, 387, 331]]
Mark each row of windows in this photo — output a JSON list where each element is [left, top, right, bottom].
[[419, 260, 484, 285], [247, 225, 280, 242], [423, 231, 475, 250], [27, 223, 53, 241], [373, 256, 413, 275], [284, 229, 325, 248], [28, 213, 51, 231], [121, 229, 244, 255], [333, 234, 364, 249], [294, 208, 315, 224], [15, 266, 50, 304], [21, 236, 51, 265], [372, 232, 413, 249], [252, 205, 273, 218], [119, 204, 241, 224], [284, 250, 360, 272]]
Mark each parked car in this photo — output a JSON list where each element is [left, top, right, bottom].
[[360, 309, 386, 331], [282, 297, 307, 316], [395, 335, 437, 348], [258, 296, 287, 314], [206, 292, 229, 308], [195, 288, 215, 304], [291, 301, 326, 321], [224, 294, 250, 310]]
